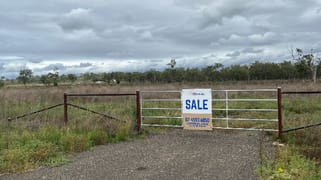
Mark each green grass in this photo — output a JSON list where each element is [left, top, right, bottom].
[[0, 88, 136, 174], [257, 94, 321, 179], [258, 146, 321, 180], [0, 123, 133, 173]]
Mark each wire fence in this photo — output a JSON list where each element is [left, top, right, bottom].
[[4, 89, 321, 139]]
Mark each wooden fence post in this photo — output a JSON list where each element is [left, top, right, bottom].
[[136, 91, 141, 132], [64, 93, 68, 125]]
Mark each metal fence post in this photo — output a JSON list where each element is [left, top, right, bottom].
[[277, 87, 282, 140], [64, 93, 68, 125], [225, 90, 229, 128], [136, 91, 141, 132]]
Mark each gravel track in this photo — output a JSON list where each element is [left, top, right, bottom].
[[0, 129, 272, 180]]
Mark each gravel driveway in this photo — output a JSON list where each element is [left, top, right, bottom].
[[1, 129, 271, 180]]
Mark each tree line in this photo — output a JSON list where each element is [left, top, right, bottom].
[[0, 48, 318, 87], [3, 59, 319, 87]]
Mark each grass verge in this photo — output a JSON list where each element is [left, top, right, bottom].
[[258, 145, 321, 180], [0, 123, 133, 174]]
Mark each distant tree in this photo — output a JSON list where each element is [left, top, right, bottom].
[[17, 69, 33, 85], [67, 74, 77, 83], [47, 72, 59, 86], [279, 61, 297, 79], [161, 69, 174, 83], [185, 68, 202, 82], [40, 75, 51, 86], [203, 63, 224, 81], [82, 72, 94, 81], [293, 48, 321, 83], [221, 65, 248, 81], [249, 61, 281, 80], [0, 77, 4, 88], [101, 73, 111, 83], [59, 74, 68, 83], [42, 67, 60, 86], [145, 69, 158, 83]]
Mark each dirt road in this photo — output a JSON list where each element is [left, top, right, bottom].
[[1, 129, 271, 180]]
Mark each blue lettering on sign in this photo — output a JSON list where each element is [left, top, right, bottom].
[[185, 117, 190, 122], [185, 99, 208, 110]]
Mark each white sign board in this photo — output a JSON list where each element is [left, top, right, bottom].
[[181, 89, 213, 130]]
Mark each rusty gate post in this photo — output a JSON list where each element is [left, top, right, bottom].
[[277, 87, 283, 140], [64, 93, 68, 125], [136, 91, 141, 132]]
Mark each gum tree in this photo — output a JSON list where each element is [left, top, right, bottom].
[[17, 68, 33, 85], [294, 48, 321, 83]]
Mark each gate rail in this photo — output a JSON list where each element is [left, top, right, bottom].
[[140, 90, 181, 129]]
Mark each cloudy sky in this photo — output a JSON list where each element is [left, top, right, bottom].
[[1, 0, 321, 78]]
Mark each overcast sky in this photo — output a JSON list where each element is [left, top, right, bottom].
[[1, 0, 321, 78]]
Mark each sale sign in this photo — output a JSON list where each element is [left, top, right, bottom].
[[181, 89, 213, 130]]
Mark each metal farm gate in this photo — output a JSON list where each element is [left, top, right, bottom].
[[139, 88, 282, 137]]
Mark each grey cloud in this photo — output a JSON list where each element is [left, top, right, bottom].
[[201, 0, 254, 27], [242, 48, 264, 54], [58, 8, 94, 31], [226, 51, 241, 57], [28, 59, 43, 63], [0, 0, 321, 78], [41, 63, 66, 71], [149, 59, 163, 63], [226, 48, 264, 58], [78, 62, 93, 68]]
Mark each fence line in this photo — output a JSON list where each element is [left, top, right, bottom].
[[281, 90, 321, 134], [7, 89, 321, 139], [283, 122, 321, 133], [7, 103, 63, 122], [63, 92, 139, 128], [67, 103, 125, 123]]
